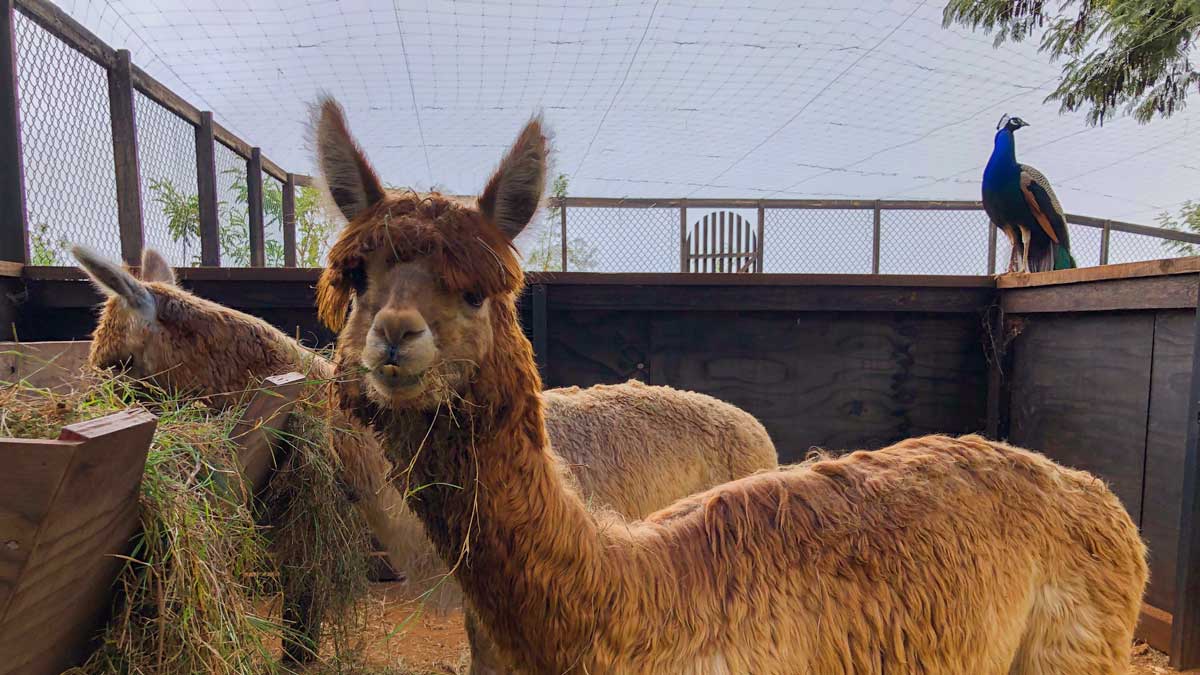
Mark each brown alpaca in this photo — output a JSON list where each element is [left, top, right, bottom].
[[73, 246, 777, 673], [314, 97, 1147, 674]]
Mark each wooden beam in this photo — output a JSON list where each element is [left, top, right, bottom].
[[1001, 275, 1198, 314], [282, 173, 296, 267], [678, 201, 687, 273], [210, 121, 287, 182], [986, 222, 997, 276], [1100, 222, 1111, 265], [108, 49, 143, 267], [1068, 213, 1200, 244], [756, 202, 765, 273], [1139, 602, 1173, 655], [997, 257, 1200, 289], [130, 64, 199, 126], [1172, 276, 1200, 669], [195, 111, 219, 266], [0, 260, 20, 277], [247, 148, 264, 267], [0, 0, 27, 264]]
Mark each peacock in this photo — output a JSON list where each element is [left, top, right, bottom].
[[982, 115, 1076, 273]]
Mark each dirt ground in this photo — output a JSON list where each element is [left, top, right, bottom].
[[348, 582, 1175, 674]]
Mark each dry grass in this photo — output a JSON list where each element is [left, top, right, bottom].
[[0, 367, 394, 674]]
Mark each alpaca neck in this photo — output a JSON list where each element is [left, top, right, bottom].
[[379, 307, 613, 670]]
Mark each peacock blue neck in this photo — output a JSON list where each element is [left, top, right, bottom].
[[984, 129, 1019, 186]]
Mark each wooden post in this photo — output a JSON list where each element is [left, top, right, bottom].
[[282, 173, 296, 267], [107, 49, 143, 267], [987, 222, 997, 275], [195, 112, 219, 266], [0, 0, 27, 264], [756, 202, 765, 273], [1100, 221, 1111, 265], [247, 147, 264, 267], [678, 201, 688, 272], [531, 284, 547, 378], [1172, 282, 1200, 669], [871, 201, 882, 274], [558, 199, 567, 272]]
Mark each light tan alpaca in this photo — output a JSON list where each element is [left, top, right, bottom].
[[72, 247, 777, 673], [314, 97, 1148, 675]]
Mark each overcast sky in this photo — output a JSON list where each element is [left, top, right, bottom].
[[18, 0, 1200, 270]]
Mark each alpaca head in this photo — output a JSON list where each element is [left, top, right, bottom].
[[315, 97, 547, 413], [75, 246, 289, 399]]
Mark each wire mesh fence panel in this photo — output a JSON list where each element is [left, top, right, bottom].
[[214, 142, 249, 266], [763, 208, 873, 274], [14, 13, 119, 265], [135, 91, 198, 266], [879, 209, 990, 276], [561, 207, 678, 272], [263, 172, 285, 266], [293, 183, 342, 268], [1065, 223, 1102, 269], [1109, 230, 1187, 265]]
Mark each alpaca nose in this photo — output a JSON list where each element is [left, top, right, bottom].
[[372, 309, 429, 361]]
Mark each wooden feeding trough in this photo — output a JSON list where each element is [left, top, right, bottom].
[[0, 341, 311, 674]]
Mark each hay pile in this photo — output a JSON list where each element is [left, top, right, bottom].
[[0, 369, 385, 674]]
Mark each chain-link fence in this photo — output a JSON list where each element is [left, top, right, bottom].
[[136, 91, 199, 267], [7, 0, 306, 269], [546, 200, 1196, 275], [13, 11, 119, 265]]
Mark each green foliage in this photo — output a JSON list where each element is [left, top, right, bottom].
[[146, 171, 339, 267], [943, 0, 1200, 124], [28, 222, 66, 265], [524, 174, 599, 271], [1157, 200, 1200, 256]]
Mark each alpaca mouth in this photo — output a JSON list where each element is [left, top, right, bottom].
[[369, 364, 426, 393]]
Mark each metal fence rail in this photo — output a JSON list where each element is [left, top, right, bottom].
[[2, 0, 1196, 274], [537, 198, 1200, 275]]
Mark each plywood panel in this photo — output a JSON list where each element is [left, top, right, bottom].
[[647, 312, 987, 462], [0, 341, 92, 389], [1008, 313, 1154, 519], [545, 310, 650, 388], [1143, 311, 1195, 611]]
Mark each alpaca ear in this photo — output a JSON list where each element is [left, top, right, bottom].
[[72, 245, 155, 319], [140, 248, 176, 285], [314, 96, 385, 222], [478, 116, 547, 240]]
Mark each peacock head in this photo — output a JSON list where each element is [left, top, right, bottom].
[[996, 114, 1029, 133]]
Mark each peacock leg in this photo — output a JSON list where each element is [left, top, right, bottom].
[[1018, 225, 1032, 273]]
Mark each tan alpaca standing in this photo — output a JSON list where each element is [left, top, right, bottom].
[[72, 247, 777, 673], [313, 96, 1147, 675]]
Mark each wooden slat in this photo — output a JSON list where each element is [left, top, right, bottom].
[[247, 148, 265, 267], [678, 203, 687, 273], [210, 121, 287, 181], [1142, 311, 1194, 612], [107, 49, 143, 267], [756, 203, 764, 272], [282, 173, 296, 267], [195, 111, 220, 267], [871, 201, 881, 274], [0, 340, 91, 389], [1172, 287, 1200, 669], [0, 0, 27, 264], [1001, 275, 1198, 313], [0, 261, 19, 277], [1008, 313, 1154, 517], [1140, 603, 1174, 654], [0, 408, 157, 675], [13, 0, 115, 69], [997, 257, 1200, 288], [559, 201, 567, 272], [229, 371, 306, 497], [718, 211, 725, 273], [986, 220, 997, 276]]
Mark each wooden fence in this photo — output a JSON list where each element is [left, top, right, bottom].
[[5, 259, 1200, 667]]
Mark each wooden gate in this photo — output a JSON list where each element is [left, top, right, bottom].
[[684, 211, 761, 272]]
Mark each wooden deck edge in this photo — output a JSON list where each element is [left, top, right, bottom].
[[0, 261, 21, 278], [997, 257, 1200, 289]]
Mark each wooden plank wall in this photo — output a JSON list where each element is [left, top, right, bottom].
[[1000, 266, 1200, 661]]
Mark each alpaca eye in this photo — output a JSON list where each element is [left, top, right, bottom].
[[462, 291, 485, 308]]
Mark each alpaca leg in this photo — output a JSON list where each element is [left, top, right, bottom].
[[465, 607, 514, 675], [1007, 581, 1136, 675]]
